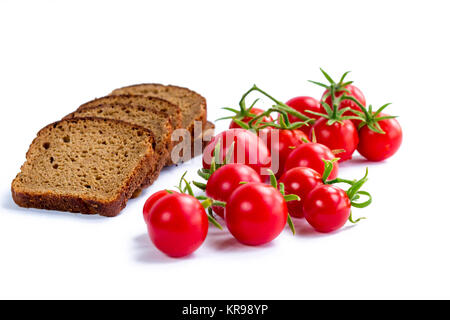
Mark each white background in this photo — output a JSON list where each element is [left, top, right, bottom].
[[1, 0, 449, 299]]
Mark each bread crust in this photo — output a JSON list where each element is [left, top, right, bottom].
[[77, 94, 183, 130], [11, 117, 156, 217], [130, 121, 215, 198], [109, 83, 207, 129]]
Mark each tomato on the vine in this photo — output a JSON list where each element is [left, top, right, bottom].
[[202, 129, 271, 177], [143, 190, 173, 223], [279, 167, 323, 218], [205, 164, 262, 218], [310, 118, 359, 162], [225, 182, 288, 246], [260, 128, 310, 178], [284, 143, 338, 180], [303, 185, 351, 233], [323, 84, 366, 120], [146, 193, 208, 258], [229, 107, 273, 129], [285, 96, 323, 135], [358, 113, 402, 161]]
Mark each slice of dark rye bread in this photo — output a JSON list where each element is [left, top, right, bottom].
[[64, 103, 174, 187], [76, 94, 182, 165], [109, 84, 207, 135], [73, 93, 215, 199], [11, 118, 156, 217]]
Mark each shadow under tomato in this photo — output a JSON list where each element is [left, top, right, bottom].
[[339, 154, 387, 169], [133, 233, 196, 264], [207, 237, 276, 252], [289, 218, 358, 237], [205, 227, 276, 252]]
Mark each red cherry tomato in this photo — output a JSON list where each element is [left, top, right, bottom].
[[143, 190, 173, 223], [310, 118, 359, 162], [279, 167, 323, 218], [303, 185, 351, 233], [284, 143, 338, 180], [202, 129, 271, 177], [225, 183, 288, 246], [147, 193, 208, 258], [357, 113, 402, 161], [260, 128, 309, 178], [323, 84, 366, 121], [229, 108, 273, 129], [205, 164, 262, 218], [285, 96, 323, 135]]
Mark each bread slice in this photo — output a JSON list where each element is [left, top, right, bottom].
[[77, 94, 182, 130], [11, 117, 156, 217], [64, 103, 173, 187], [109, 84, 207, 134]]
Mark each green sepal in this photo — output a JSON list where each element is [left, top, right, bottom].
[[321, 159, 338, 183], [350, 190, 372, 208], [197, 169, 211, 181], [283, 194, 300, 202], [207, 207, 223, 230], [192, 181, 207, 191], [212, 201, 227, 207], [348, 211, 367, 224], [287, 214, 296, 235]]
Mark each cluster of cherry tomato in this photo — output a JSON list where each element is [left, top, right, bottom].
[[142, 69, 402, 258]]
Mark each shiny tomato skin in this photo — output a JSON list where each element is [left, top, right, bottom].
[[357, 113, 402, 161], [279, 167, 323, 218], [285, 96, 323, 135], [323, 84, 366, 120], [225, 183, 288, 246], [205, 164, 262, 218], [303, 185, 351, 233], [202, 129, 271, 177], [284, 143, 338, 180], [310, 117, 359, 162], [147, 193, 208, 258], [229, 108, 273, 129], [143, 190, 173, 223], [261, 128, 310, 178]]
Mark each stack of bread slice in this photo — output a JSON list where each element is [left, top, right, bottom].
[[11, 84, 214, 217]]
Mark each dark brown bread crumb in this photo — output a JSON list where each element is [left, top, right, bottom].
[[65, 103, 174, 187], [74, 95, 184, 187], [11, 117, 156, 217]]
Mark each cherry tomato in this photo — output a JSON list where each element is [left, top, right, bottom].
[[260, 128, 309, 178], [229, 108, 273, 129], [205, 164, 262, 218], [225, 183, 287, 246], [284, 143, 338, 180], [303, 185, 351, 233], [357, 113, 402, 161], [203, 129, 271, 177], [147, 193, 208, 258], [143, 190, 173, 223], [310, 118, 359, 162], [279, 167, 323, 218], [285, 96, 323, 135], [323, 84, 366, 120]]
